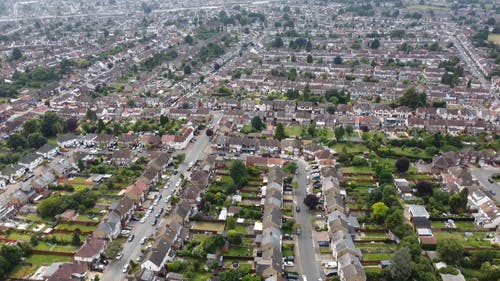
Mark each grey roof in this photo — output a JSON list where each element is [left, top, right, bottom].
[[148, 237, 171, 267], [408, 205, 430, 218], [1, 164, 24, 177], [37, 143, 58, 154], [57, 133, 79, 143], [19, 153, 42, 165], [261, 226, 281, 248]]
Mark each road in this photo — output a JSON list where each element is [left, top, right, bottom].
[[294, 159, 322, 281], [470, 166, 500, 203], [101, 111, 223, 281]]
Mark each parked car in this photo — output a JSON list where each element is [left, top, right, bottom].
[[127, 235, 135, 242], [122, 264, 130, 273], [488, 178, 494, 184], [296, 228, 301, 236], [284, 261, 294, 267], [295, 206, 301, 212], [152, 219, 158, 226], [115, 253, 124, 260], [140, 237, 147, 245]]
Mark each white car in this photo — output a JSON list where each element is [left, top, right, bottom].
[[140, 218, 146, 223], [115, 253, 124, 260], [153, 200, 158, 206], [122, 264, 130, 273], [284, 261, 294, 267]]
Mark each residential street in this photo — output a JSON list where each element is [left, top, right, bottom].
[[295, 159, 322, 281], [470, 166, 500, 203], [101, 112, 222, 281]]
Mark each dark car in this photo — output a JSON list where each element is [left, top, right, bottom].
[[295, 206, 300, 212], [127, 235, 135, 242], [152, 219, 158, 226], [283, 234, 293, 240], [284, 256, 295, 262], [488, 178, 494, 184], [285, 273, 299, 280]]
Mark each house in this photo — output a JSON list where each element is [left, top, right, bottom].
[[164, 127, 194, 150], [36, 143, 59, 159], [46, 262, 87, 281], [172, 200, 192, 224], [57, 133, 80, 147], [324, 189, 345, 213], [74, 237, 107, 264], [166, 272, 184, 281], [109, 197, 135, 226], [408, 205, 430, 219], [19, 153, 44, 171], [337, 253, 366, 281], [117, 133, 137, 147], [112, 150, 133, 166], [394, 178, 413, 200], [0, 164, 26, 184], [124, 179, 149, 203], [141, 237, 174, 272], [94, 214, 121, 240], [331, 234, 362, 260], [448, 166, 474, 188]]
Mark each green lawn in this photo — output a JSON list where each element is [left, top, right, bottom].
[[488, 34, 500, 46], [406, 4, 450, 11], [33, 242, 80, 252], [356, 243, 397, 252], [284, 126, 303, 137], [232, 224, 248, 235], [364, 266, 382, 273], [431, 221, 476, 229], [433, 231, 492, 247], [340, 166, 373, 174], [334, 143, 368, 154], [55, 223, 96, 232], [390, 146, 432, 160], [360, 232, 388, 240], [9, 254, 72, 278], [363, 253, 392, 261], [282, 243, 295, 257], [223, 246, 254, 257]]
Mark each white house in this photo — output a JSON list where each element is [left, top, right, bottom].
[[162, 127, 194, 150], [57, 133, 80, 147], [36, 143, 59, 159], [141, 237, 174, 272], [19, 153, 44, 171]]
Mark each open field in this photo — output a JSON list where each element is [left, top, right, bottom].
[[433, 231, 493, 247], [9, 254, 72, 278], [488, 34, 500, 46]]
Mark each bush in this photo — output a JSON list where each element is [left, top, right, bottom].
[[439, 266, 459, 275]]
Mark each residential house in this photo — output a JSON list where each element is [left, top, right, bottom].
[[94, 214, 121, 240], [394, 178, 413, 200], [337, 253, 366, 281], [19, 153, 44, 171], [36, 143, 59, 159], [172, 200, 192, 224], [124, 179, 149, 203], [408, 205, 430, 219], [112, 150, 134, 166], [141, 237, 174, 273], [109, 196, 136, 226], [46, 262, 87, 281], [57, 133, 80, 147], [74, 237, 107, 264], [0, 164, 26, 185]]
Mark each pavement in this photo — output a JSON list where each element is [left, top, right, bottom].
[[470, 166, 500, 203], [101, 112, 223, 281], [294, 159, 323, 281]]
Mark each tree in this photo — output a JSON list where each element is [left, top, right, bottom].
[[345, 125, 353, 136], [288, 68, 297, 81], [104, 240, 123, 259], [326, 105, 336, 114], [416, 181, 433, 196], [7, 133, 25, 151], [71, 233, 81, 246], [371, 202, 389, 223], [437, 238, 463, 265], [251, 116, 264, 131], [41, 112, 64, 138], [27, 132, 47, 149], [283, 162, 298, 174], [395, 157, 410, 173], [333, 55, 343, 65], [334, 126, 345, 141], [303, 194, 319, 210], [227, 230, 242, 245], [450, 188, 468, 213], [306, 54, 313, 63], [369, 39, 380, 49], [271, 36, 284, 48], [230, 160, 248, 188], [11, 48, 23, 61], [479, 262, 500, 281], [399, 87, 426, 109], [183, 64, 192, 75], [77, 159, 85, 171], [389, 247, 412, 281], [274, 123, 287, 141], [385, 209, 404, 231], [97, 119, 106, 134], [184, 35, 194, 45]]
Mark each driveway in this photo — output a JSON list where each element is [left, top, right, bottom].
[[294, 159, 323, 281], [470, 166, 500, 203]]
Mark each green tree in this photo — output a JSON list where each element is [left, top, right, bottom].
[[479, 262, 500, 281], [437, 238, 463, 265], [389, 247, 412, 281], [40, 112, 64, 138], [227, 230, 242, 245], [399, 87, 426, 109], [345, 125, 353, 136], [27, 132, 47, 149], [395, 157, 410, 173], [230, 160, 248, 188], [306, 54, 313, 63], [271, 36, 284, 48], [22, 119, 40, 138], [274, 123, 287, 141], [97, 119, 106, 134], [71, 233, 82, 246], [11, 48, 23, 60], [7, 133, 25, 151], [334, 126, 345, 141], [184, 35, 194, 45], [371, 202, 389, 223], [450, 188, 468, 213], [104, 240, 123, 259], [288, 68, 297, 81], [251, 116, 264, 131], [385, 209, 404, 231], [183, 64, 192, 75], [369, 38, 380, 49]]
